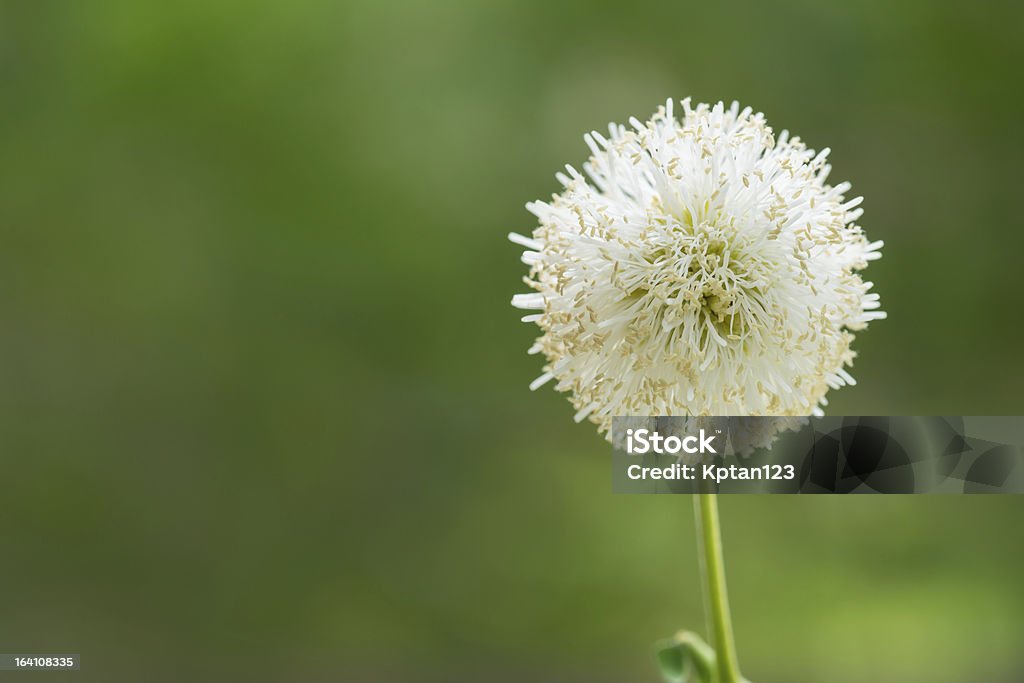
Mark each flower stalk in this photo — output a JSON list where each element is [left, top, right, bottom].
[[694, 489, 742, 683]]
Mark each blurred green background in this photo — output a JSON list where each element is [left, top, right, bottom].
[[1, 1, 1023, 682]]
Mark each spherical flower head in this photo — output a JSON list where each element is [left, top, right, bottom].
[[511, 99, 884, 437]]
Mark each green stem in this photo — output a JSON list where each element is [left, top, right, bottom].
[[694, 487, 743, 683]]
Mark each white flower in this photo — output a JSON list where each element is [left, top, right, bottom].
[[511, 99, 884, 436]]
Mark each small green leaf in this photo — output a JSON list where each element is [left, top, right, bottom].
[[655, 641, 688, 682], [654, 631, 716, 683]]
